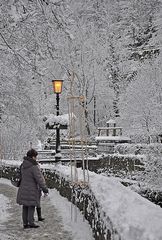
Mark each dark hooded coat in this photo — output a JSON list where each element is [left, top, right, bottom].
[[16, 156, 48, 206]]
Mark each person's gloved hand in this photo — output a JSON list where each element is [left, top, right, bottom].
[[44, 193, 48, 197]]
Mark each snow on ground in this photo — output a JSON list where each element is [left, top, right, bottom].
[[0, 178, 14, 228], [0, 177, 94, 240], [0, 194, 10, 225], [49, 189, 94, 240], [2, 160, 162, 240]]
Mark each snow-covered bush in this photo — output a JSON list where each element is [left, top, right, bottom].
[[114, 143, 162, 155]]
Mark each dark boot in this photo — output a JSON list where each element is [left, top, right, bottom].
[[29, 223, 40, 228], [23, 224, 30, 229], [36, 207, 45, 221]]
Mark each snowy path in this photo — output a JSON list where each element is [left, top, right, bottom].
[[0, 183, 73, 240]]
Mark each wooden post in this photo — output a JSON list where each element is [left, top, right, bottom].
[[98, 129, 101, 136], [93, 96, 96, 126], [106, 123, 109, 136], [120, 128, 122, 136], [113, 123, 116, 136]]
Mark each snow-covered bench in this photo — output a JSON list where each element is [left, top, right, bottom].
[[95, 136, 131, 144]]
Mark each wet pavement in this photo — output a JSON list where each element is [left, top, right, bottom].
[[0, 183, 73, 240]]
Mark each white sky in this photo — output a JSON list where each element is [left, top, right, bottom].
[[1, 160, 162, 240]]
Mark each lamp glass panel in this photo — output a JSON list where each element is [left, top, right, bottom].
[[52, 80, 63, 93]]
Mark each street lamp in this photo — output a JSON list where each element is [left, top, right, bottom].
[[52, 79, 63, 161]]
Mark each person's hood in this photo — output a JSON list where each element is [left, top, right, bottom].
[[22, 156, 38, 169]]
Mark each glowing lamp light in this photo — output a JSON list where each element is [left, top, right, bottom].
[[52, 80, 63, 94]]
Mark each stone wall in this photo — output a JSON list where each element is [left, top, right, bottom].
[[73, 154, 145, 178], [1, 165, 121, 240]]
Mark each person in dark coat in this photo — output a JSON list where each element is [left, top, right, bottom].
[[17, 149, 48, 229]]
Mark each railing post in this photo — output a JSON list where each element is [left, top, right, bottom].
[[106, 123, 109, 136]]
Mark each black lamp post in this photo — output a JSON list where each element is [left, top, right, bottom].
[[52, 79, 63, 161]]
